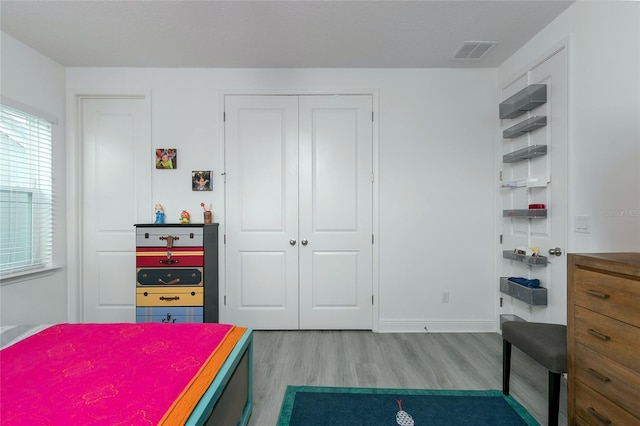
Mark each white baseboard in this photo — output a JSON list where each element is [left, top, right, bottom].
[[377, 319, 497, 333]]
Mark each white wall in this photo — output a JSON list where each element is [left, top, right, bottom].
[[499, 1, 640, 254], [66, 67, 498, 331], [0, 33, 68, 324]]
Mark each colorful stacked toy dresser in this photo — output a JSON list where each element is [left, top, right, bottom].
[[134, 223, 219, 323]]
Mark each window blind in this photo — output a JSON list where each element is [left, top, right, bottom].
[[0, 104, 54, 277]]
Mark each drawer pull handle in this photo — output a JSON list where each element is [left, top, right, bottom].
[[586, 289, 610, 299], [158, 278, 180, 285], [588, 328, 611, 341], [587, 368, 611, 382], [159, 296, 180, 301], [159, 259, 179, 265], [588, 407, 612, 425], [159, 235, 179, 248]]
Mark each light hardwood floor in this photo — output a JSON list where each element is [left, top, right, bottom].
[[248, 330, 567, 425]]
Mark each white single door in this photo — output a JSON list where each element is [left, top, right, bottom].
[[298, 95, 373, 329], [224, 95, 300, 329], [81, 97, 151, 322], [500, 47, 568, 324]]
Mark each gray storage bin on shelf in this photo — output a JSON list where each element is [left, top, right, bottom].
[[503, 209, 547, 218], [503, 250, 548, 265], [503, 145, 547, 163], [503, 116, 547, 138], [500, 277, 548, 305], [499, 84, 547, 119]]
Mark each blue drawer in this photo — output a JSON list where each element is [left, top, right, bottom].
[[136, 306, 203, 323]]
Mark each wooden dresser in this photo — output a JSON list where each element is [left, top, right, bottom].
[[567, 253, 640, 425]]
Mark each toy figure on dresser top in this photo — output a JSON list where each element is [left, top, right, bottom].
[[179, 210, 190, 224], [154, 204, 165, 224]]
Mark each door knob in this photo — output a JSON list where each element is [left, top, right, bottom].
[[301, 239, 308, 246], [289, 239, 296, 246], [548, 247, 563, 256]]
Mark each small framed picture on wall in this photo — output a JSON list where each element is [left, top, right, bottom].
[[192, 171, 213, 191], [155, 148, 177, 169]]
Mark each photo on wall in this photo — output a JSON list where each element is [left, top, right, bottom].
[[192, 171, 213, 191], [155, 148, 177, 169]]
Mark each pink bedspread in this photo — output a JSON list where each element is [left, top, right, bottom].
[[0, 323, 237, 425]]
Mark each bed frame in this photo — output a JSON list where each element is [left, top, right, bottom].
[[189, 328, 253, 425]]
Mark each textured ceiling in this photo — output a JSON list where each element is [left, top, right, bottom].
[[0, 0, 575, 68]]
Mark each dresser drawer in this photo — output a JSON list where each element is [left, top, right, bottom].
[[136, 287, 203, 306], [136, 248, 203, 267], [575, 306, 640, 372], [575, 344, 640, 418], [136, 268, 203, 286], [574, 267, 640, 327], [136, 306, 203, 323], [136, 226, 203, 248], [575, 380, 640, 426]]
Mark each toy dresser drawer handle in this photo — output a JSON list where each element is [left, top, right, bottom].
[[159, 259, 179, 265], [158, 278, 181, 285], [159, 235, 180, 248], [159, 296, 180, 301]]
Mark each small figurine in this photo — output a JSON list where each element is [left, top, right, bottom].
[[201, 202, 212, 224], [154, 204, 165, 224], [179, 210, 190, 224]]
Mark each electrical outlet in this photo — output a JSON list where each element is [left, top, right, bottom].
[[441, 291, 449, 303]]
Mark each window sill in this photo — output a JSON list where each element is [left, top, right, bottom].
[[0, 266, 62, 286]]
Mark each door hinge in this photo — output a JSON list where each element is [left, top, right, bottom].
[[372, 234, 374, 244], [372, 111, 374, 122], [499, 234, 503, 244], [372, 295, 374, 305], [224, 234, 226, 244], [224, 295, 227, 305], [221, 172, 226, 183], [500, 297, 503, 307], [223, 111, 226, 122], [499, 171, 503, 181]]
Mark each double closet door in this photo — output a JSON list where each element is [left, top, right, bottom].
[[224, 95, 373, 330]]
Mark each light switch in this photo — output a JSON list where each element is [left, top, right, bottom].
[[575, 215, 591, 233]]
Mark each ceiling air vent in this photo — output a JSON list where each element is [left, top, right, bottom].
[[452, 41, 498, 60]]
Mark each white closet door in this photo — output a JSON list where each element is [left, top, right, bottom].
[[224, 95, 300, 329], [298, 95, 373, 329], [81, 97, 150, 322]]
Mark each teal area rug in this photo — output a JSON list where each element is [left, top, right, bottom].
[[278, 386, 539, 426]]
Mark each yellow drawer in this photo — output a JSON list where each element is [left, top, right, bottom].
[[574, 306, 640, 373], [574, 267, 640, 327], [136, 287, 203, 307], [575, 380, 640, 426], [575, 344, 640, 418]]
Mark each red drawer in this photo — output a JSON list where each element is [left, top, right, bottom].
[[136, 247, 203, 267]]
